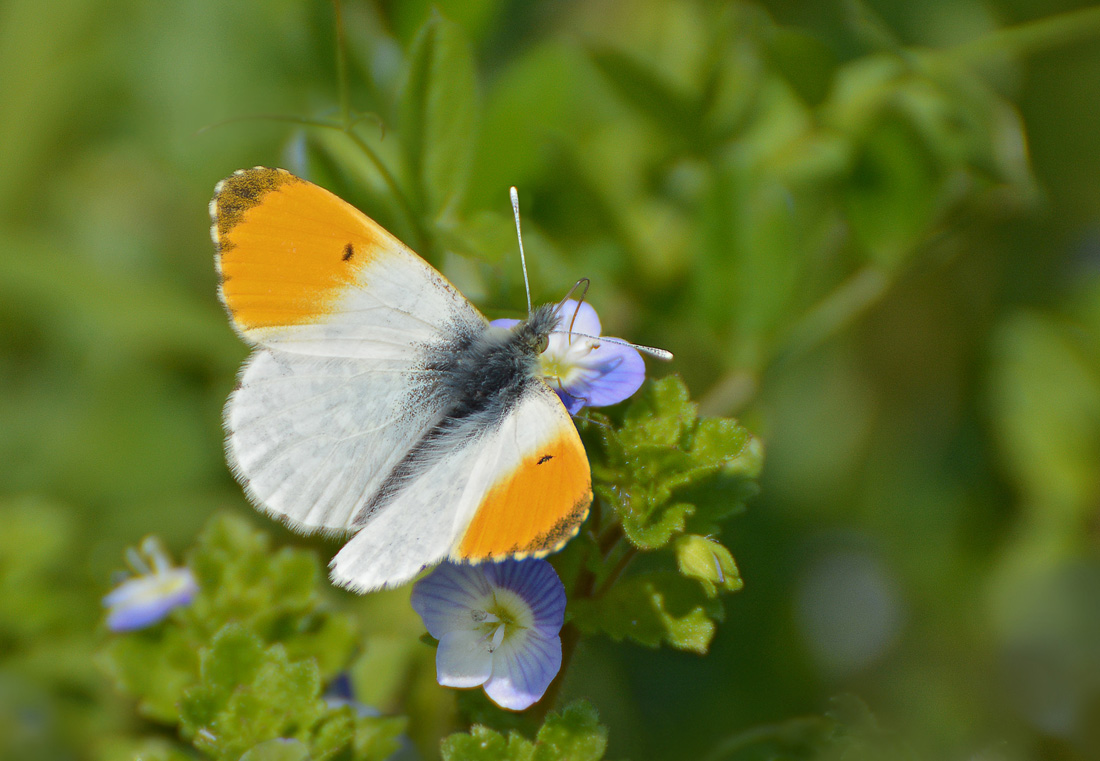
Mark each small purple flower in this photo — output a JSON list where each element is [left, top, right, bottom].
[[492, 299, 646, 414], [102, 536, 197, 632], [410, 559, 565, 711]]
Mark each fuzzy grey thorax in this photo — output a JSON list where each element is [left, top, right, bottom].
[[352, 303, 561, 526], [438, 303, 559, 422]]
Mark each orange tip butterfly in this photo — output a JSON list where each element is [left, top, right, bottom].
[[211, 167, 668, 592]]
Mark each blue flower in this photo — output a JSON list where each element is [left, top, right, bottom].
[[102, 536, 197, 632], [492, 299, 646, 414], [410, 559, 565, 711]]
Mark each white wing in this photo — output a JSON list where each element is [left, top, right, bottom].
[[330, 384, 592, 592], [226, 349, 448, 532], [214, 168, 485, 532]]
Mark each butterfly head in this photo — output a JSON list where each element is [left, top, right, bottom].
[[516, 303, 560, 356]]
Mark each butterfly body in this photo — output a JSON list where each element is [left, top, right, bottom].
[[212, 168, 592, 592], [352, 303, 561, 528]]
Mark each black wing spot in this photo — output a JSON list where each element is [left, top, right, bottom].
[[342, 243, 355, 261], [537, 454, 553, 465]]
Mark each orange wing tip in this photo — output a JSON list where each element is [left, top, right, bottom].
[[452, 492, 592, 564], [210, 167, 301, 251], [454, 426, 593, 561], [210, 168, 395, 334]]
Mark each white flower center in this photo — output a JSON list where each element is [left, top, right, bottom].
[[471, 587, 535, 653], [539, 334, 598, 389]]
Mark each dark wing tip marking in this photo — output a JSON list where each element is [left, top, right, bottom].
[[342, 242, 354, 261], [537, 454, 553, 465], [212, 167, 300, 239], [524, 493, 591, 555]]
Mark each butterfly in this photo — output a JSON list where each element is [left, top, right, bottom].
[[211, 167, 664, 593]]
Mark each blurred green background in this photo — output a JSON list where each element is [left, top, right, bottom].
[[4, 0, 1100, 759]]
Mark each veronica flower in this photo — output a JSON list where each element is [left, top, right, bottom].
[[410, 559, 565, 711], [492, 299, 646, 414], [102, 536, 197, 632]]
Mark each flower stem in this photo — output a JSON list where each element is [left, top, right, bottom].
[[945, 5, 1100, 65], [339, 129, 428, 253], [331, 0, 351, 129]]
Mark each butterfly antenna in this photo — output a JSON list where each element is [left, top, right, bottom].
[[510, 187, 533, 315], [548, 329, 674, 361], [554, 278, 591, 336]]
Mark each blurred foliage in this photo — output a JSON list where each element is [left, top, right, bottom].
[[4, 0, 1100, 760], [98, 514, 404, 761]]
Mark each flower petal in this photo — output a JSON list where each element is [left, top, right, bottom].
[[555, 300, 601, 337], [482, 559, 565, 634], [562, 340, 645, 408], [489, 318, 521, 330], [103, 569, 197, 632], [411, 562, 494, 639], [436, 628, 494, 688], [555, 389, 586, 415], [483, 629, 562, 711]]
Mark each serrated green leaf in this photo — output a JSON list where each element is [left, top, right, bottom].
[[531, 700, 607, 761], [442, 702, 608, 761], [441, 724, 535, 761], [268, 548, 322, 608], [591, 376, 761, 550], [183, 637, 327, 761], [399, 11, 478, 218], [200, 625, 266, 698], [571, 572, 722, 653]]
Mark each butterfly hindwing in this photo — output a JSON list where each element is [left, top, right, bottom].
[[226, 348, 449, 533], [329, 383, 592, 592], [454, 384, 592, 561]]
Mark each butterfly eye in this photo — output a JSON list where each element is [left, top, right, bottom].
[[535, 334, 549, 354]]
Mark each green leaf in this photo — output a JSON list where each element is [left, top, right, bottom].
[[181, 634, 326, 760], [442, 701, 608, 761], [98, 514, 390, 761], [590, 376, 761, 549], [199, 625, 266, 700], [531, 700, 608, 761], [989, 312, 1100, 515], [571, 572, 723, 653], [442, 725, 535, 761], [399, 11, 479, 219], [185, 514, 358, 680], [844, 114, 938, 267]]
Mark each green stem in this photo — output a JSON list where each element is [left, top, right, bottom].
[[774, 265, 888, 364], [592, 545, 638, 599], [339, 129, 428, 253], [194, 113, 344, 136], [331, 0, 351, 129], [699, 265, 887, 416], [944, 5, 1100, 64], [531, 503, 630, 719]]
